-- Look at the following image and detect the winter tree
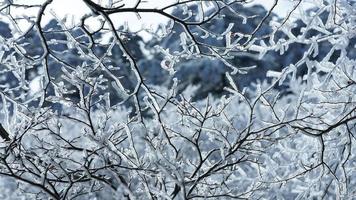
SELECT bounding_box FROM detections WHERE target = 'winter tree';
[0,0,355,199]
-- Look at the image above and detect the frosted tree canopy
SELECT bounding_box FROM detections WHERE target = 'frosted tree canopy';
[0,0,355,199]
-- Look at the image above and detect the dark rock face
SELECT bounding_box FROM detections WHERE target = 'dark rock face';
[0,21,11,38]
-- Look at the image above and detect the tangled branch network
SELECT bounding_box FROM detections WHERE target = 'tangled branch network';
[0,0,355,199]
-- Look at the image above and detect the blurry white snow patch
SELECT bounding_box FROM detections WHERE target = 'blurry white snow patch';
[29,76,42,96]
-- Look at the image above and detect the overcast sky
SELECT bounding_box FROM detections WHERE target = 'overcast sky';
[43,0,314,26]
[1,0,315,40]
